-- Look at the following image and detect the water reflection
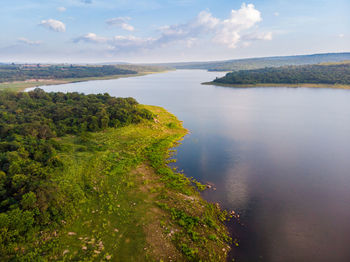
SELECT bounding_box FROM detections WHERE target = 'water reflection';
[34,70,350,262]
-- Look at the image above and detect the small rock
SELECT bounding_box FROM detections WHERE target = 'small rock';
[94,250,101,254]
[68,232,76,236]
[63,250,69,255]
[82,246,87,250]
[114,228,119,232]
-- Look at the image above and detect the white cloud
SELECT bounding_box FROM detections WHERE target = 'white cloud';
[18,37,41,45]
[195,10,219,29]
[40,19,66,32]
[225,3,262,30]
[106,17,135,31]
[74,33,155,52]
[155,3,270,49]
[74,33,108,43]
[74,3,271,52]
[212,3,263,48]
[274,12,280,16]
[338,34,345,38]
[57,7,66,12]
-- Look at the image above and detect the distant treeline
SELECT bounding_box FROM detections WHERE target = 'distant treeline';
[0,89,153,255]
[0,65,137,83]
[213,63,350,85]
[155,52,350,71]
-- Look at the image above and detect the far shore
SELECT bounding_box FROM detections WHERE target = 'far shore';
[202,81,350,90]
[0,71,168,92]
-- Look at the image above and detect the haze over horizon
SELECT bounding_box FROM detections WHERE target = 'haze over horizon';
[1,0,349,63]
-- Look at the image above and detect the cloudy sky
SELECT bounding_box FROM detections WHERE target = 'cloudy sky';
[1,0,349,63]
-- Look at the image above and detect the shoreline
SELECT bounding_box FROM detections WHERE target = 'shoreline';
[202,81,350,90]
[52,105,232,261]
[0,71,168,92]
[5,88,231,260]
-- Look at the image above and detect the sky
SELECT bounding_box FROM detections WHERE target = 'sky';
[0,0,349,63]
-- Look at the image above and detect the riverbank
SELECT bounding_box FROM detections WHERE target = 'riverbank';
[0,71,166,92]
[202,81,350,89]
[10,104,230,261]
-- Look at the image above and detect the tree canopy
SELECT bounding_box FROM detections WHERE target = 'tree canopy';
[213,62,350,85]
[0,65,137,83]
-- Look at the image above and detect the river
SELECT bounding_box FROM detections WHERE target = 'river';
[29,70,350,262]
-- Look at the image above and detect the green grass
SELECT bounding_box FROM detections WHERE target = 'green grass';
[13,105,230,261]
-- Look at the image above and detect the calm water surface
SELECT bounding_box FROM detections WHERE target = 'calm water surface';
[33,70,350,262]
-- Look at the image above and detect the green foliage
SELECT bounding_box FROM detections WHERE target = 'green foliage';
[167,122,177,129]
[192,179,206,191]
[181,244,199,260]
[208,234,217,241]
[0,89,154,138]
[20,191,37,209]
[170,208,200,232]
[0,96,230,261]
[214,63,350,85]
[0,89,154,258]
[0,64,136,83]
[146,138,192,195]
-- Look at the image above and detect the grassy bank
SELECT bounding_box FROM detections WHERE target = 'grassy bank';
[6,105,230,261]
[0,71,163,92]
[203,81,350,90]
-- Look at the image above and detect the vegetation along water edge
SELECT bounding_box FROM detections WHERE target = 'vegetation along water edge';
[204,61,350,89]
[0,89,231,261]
[0,64,170,92]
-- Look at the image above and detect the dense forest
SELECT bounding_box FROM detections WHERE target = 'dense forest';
[0,65,137,83]
[213,62,350,85]
[0,89,153,257]
[154,52,350,71]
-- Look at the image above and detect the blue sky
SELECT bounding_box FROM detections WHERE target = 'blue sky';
[0,0,349,63]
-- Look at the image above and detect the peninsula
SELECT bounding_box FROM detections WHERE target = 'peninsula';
[0,89,231,261]
[205,61,350,89]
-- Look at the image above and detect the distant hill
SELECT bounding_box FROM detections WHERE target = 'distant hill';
[152,52,350,71]
[211,61,350,87]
